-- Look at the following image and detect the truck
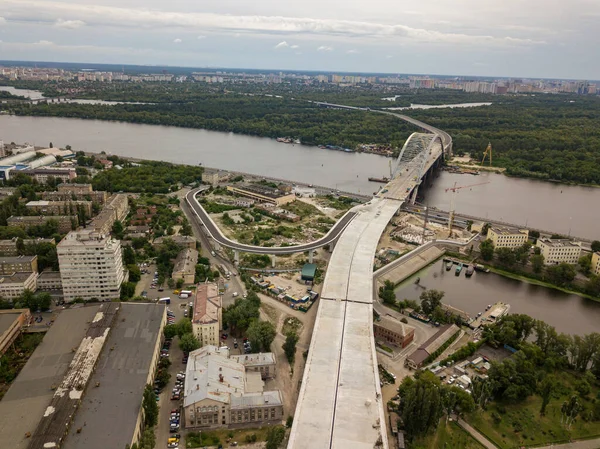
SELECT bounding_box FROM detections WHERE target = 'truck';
[158,297,171,304]
[179,290,192,299]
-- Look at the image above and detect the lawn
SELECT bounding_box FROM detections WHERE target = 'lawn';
[466,372,600,448]
[410,421,485,449]
[281,200,323,218]
[186,426,270,447]
[0,332,45,399]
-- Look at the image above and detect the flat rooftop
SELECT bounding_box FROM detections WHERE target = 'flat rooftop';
[490,225,527,235]
[62,303,165,449]
[0,305,100,449]
[0,312,22,336]
[538,238,581,248]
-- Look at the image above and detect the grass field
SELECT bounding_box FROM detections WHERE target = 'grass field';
[186,426,270,447]
[466,372,600,448]
[410,421,485,449]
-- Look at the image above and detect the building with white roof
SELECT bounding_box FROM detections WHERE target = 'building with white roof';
[183,345,282,429]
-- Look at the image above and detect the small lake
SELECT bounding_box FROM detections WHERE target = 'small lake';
[395,259,600,336]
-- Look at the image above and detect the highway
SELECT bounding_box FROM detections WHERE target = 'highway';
[184,187,357,255]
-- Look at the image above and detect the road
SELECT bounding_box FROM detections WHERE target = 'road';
[184,187,357,255]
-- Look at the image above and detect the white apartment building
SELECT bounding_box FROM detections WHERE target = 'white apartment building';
[57,230,127,302]
[486,226,529,249]
[0,272,38,299]
[592,252,600,276]
[536,238,582,265]
[192,283,222,346]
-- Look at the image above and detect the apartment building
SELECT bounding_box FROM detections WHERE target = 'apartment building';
[57,230,127,302]
[26,200,93,217]
[42,184,108,204]
[172,248,199,284]
[153,235,196,249]
[192,283,222,347]
[486,226,529,249]
[37,271,63,291]
[183,346,283,429]
[0,272,38,298]
[536,238,582,265]
[592,252,600,276]
[374,316,415,348]
[89,193,129,234]
[0,255,38,275]
[7,215,76,234]
[21,168,77,183]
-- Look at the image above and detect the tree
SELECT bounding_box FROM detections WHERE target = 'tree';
[471,377,493,410]
[531,254,545,273]
[176,278,184,289]
[247,320,276,352]
[378,280,396,306]
[495,247,517,267]
[479,239,494,261]
[123,245,136,265]
[420,289,444,316]
[164,324,178,340]
[592,240,600,252]
[539,375,557,416]
[283,331,299,365]
[223,294,261,335]
[585,275,600,297]
[142,384,158,427]
[127,264,141,282]
[176,318,193,337]
[529,230,540,240]
[545,263,576,287]
[265,425,286,449]
[111,220,124,239]
[398,371,443,438]
[179,333,201,353]
[120,282,136,300]
[578,254,592,275]
[181,221,193,236]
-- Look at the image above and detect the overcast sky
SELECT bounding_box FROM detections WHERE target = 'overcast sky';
[0,0,598,79]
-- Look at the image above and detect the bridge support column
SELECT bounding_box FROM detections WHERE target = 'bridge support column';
[308,250,314,264]
[410,185,420,204]
[234,250,240,266]
[271,255,276,268]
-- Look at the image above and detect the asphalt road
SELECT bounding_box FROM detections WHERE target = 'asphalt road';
[184,187,357,255]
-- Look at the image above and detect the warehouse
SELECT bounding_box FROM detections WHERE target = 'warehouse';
[226,184,296,206]
[405,324,460,369]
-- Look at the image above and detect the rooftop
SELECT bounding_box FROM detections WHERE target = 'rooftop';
[0,255,37,264]
[230,390,282,409]
[193,283,221,325]
[230,184,291,200]
[0,309,28,337]
[537,238,581,248]
[375,316,415,337]
[57,230,114,248]
[173,248,199,274]
[8,215,75,222]
[421,324,459,354]
[38,270,62,280]
[489,225,528,235]
[62,303,166,449]
[0,272,36,284]
[231,352,276,367]
[0,305,101,449]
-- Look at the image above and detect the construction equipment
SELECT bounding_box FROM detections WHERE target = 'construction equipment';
[445,181,490,234]
[481,142,492,166]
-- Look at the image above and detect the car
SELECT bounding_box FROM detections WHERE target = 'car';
[158,287,164,292]
[221,333,228,340]
[477,312,483,317]
[173,290,181,294]
[189,302,193,307]
[168,443,179,448]
[242,293,247,299]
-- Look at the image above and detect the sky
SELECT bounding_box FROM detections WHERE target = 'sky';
[0,0,598,79]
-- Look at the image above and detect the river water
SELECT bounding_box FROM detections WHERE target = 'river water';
[385,102,492,110]
[395,260,600,335]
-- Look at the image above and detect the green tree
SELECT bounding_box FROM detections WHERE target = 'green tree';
[378,280,397,306]
[142,384,158,427]
[495,247,517,267]
[585,275,600,297]
[111,220,125,239]
[176,318,193,337]
[539,375,557,416]
[479,239,494,261]
[399,371,443,438]
[123,245,136,265]
[591,241,600,252]
[531,254,545,273]
[265,425,286,449]
[176,278,184,289]
[247,320,277,352]
[127,264,141,282]
[179,332,201,353]
[578,254,592,275]
[283,331,299,365]
[545,262,576,287]
[120,282,136,300]
[181,221,193,236]
[420,289,444,316]
[163,324,178,339]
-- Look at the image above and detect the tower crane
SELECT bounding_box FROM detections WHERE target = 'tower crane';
[445,181,490,234]
[481,142,492,166]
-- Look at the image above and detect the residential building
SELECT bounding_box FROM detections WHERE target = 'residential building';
[153,235,197,249]
[202,170,231,186]
[26,200,93,216]
[42,185,108,204]
[172,248,199,284]
[57,230,127,302]
[0,239,19,256]
[374,316,415,348]
[183,346,283,429]
[0,272,38,298]
[0,255,38,275]
[0,309,31,355]
[20,167,77,183]
[7,215,76,234]
[192,283,222,347]
[405,324,460,369]
[592,252,600,276]
[36,271,63,291]
[226,185,296,206]
[536,238,582,265]
[230,353,276,379]
[486,226,529,249]
[89,193,129,234]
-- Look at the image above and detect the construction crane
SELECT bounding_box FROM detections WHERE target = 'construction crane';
[481,142,492,166]
[445,181,490,234]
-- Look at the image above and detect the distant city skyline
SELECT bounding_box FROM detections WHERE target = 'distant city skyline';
[0,0,598,79]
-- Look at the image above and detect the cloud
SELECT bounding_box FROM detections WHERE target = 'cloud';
[173,38,182,43]
[54,19,85,29]
[0,16,6,24]
[197,35,206,40]
[274,41,289,49]
[35,40,54,45]
[385,55,393,59]
[0,1,546,47]
[290,44,299,49]
[346,49,358,54]
[317,45,333,52]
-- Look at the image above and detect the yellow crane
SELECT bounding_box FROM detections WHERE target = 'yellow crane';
[481,142,492,166]
[445,181,491,234]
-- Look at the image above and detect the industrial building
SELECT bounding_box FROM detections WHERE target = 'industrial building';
[26,200,93,216]
[172,248,199,284]
[593,252,600,276]
[405,324,460,369]
[301,263,317,282]
[0,303,166,449]
[7,215,76,234]
[0,255,38,275]
[183,346,283,429]
[0,153,57,181]
[57,230,127,302]
[486,226,529,249]
[202,169,230,186]
[192,282,222,346]
[226,184,296,206]
[374,316,415,348]
[0,309,31,355]
[0,272,38,298]
[536,238,582,265]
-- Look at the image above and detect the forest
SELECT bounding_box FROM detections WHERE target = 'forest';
[4,80,600,184]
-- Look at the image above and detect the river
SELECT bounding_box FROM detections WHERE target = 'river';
[395,259,600,335]
[0,86,149,105]
[385,102,492,110]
